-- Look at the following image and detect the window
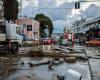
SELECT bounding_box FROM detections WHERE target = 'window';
[27,25,32,31]
[23,24,27,28]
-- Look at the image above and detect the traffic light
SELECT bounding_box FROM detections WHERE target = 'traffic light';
[75,2,80,9]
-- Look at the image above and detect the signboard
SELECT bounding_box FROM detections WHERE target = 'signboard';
[0,34,6,41]
[27,25,32,31]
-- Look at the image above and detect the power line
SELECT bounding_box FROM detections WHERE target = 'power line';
[79,0,100,2]
[32,7,73,9]
[18,0,100,10]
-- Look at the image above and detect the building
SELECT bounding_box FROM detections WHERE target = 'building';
[70,18,86,34]
[16,18,40,41]
[70,17,100,44]
[70,17,100,34]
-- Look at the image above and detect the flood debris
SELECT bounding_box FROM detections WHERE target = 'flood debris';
[49,58,63,66]
[66,69,82,80]
[57,74,65,80]
[12,75,45,80]
[48,62,54,71]
[57,69,82,80]
[65,57,76,63]
[20,62,24,65]
[0,57,9,60]
[28,61,50,67]
[28,50,44,57]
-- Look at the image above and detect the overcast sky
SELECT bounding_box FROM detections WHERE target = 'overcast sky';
[20,0,100,33]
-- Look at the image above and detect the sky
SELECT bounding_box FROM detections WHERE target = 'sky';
[20,0,100,33]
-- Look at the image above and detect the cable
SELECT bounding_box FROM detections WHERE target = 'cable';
[79,0,100,2]
[32,7,73,10]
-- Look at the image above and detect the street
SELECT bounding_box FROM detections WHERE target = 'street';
[1,0,100,80]
[0,45,99,80]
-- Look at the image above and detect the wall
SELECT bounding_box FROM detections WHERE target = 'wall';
[16,18,40,41]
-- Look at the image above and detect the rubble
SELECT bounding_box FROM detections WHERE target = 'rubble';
[28,50,44,57]
[65,57,76,63]
[0,46,97,80]
[27,61,50,67]
[65,69,82,80]
[56,69,82,80]
[12,75,45,80]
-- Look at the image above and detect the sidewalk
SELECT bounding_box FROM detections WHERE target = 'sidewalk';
[85,47,100,80]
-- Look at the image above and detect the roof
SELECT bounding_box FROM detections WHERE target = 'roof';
[16,18,39,25]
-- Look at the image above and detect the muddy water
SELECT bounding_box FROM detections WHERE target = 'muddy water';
[3,57,91,80]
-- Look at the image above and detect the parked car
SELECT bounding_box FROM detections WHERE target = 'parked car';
[40,38,57,45]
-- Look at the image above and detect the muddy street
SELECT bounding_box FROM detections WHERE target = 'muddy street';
[0,46,100,80]
[0,46,92,80]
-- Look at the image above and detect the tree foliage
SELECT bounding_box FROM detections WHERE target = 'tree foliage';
[3,0,19,22]
[34,14,53,38]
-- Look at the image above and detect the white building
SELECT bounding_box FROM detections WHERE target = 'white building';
[70,18,86,34]
[70,17,100,34]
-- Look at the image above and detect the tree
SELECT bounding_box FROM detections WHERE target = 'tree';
[34,14,53,38]
[3,0,19,22]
